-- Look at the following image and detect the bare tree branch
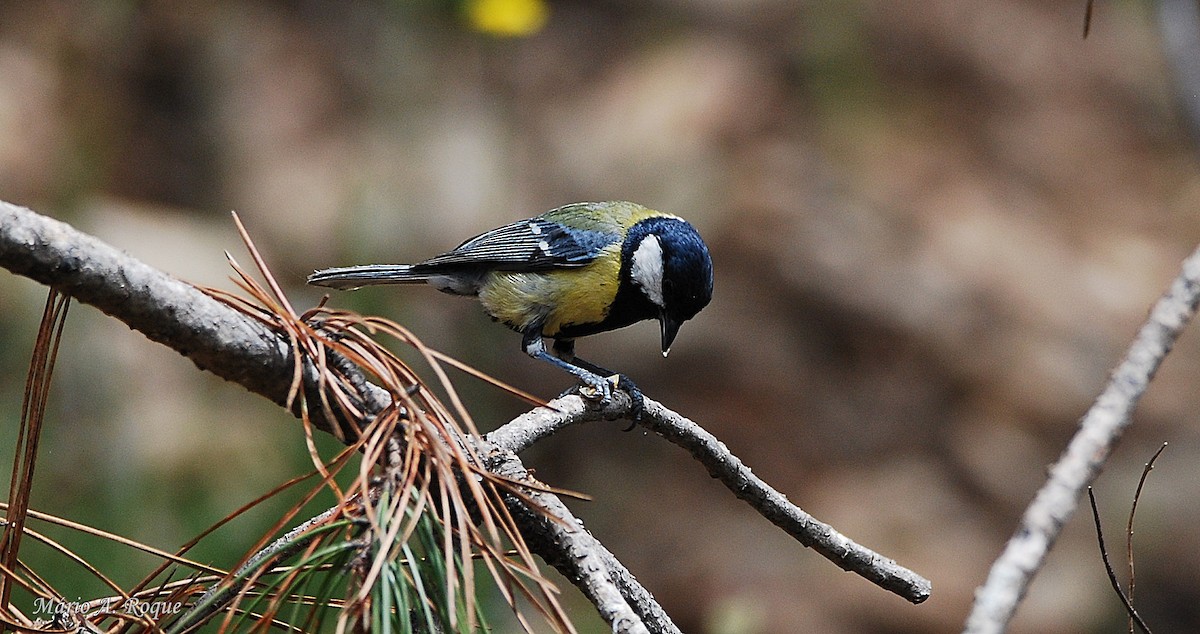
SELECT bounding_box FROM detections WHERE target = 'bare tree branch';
[0,200,374,439]
[483,448,662,634]
[488,395,933,604]
[963,244,1200,634]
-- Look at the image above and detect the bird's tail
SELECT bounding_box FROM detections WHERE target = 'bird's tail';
[307,264,431,290]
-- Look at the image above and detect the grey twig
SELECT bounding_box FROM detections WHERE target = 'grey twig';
[487,394,933,605]
[963,245,1200,634]
[482,446,663,634]
[1086,488,1153,634]
[1124,442,1168,633]
[168,506,341,633]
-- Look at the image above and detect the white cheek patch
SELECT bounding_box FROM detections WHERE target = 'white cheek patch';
[630,234,665,308]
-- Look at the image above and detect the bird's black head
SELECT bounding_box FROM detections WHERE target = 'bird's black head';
[624,216,714,355]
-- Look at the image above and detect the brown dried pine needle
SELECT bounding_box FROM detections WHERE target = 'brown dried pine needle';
[194,212,577,633]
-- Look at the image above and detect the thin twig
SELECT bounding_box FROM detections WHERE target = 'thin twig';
[483,448,656,634]
[963,245,1200,634]
[486,394,932,605]
[643,398,930,603]
[1087,488,1153,634]
[168,506,341,633]
[1126,442,1167,634]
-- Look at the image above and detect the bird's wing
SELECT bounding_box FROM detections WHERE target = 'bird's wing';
[412,217,617,272]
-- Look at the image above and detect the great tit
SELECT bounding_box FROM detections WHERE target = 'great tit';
[307,201,714,416]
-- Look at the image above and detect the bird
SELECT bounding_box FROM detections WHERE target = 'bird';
[307,201,714,418]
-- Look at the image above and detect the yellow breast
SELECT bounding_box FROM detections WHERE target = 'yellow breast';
[478,244,623,336]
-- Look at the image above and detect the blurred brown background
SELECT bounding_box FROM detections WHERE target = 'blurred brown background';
[3,0,1200,632]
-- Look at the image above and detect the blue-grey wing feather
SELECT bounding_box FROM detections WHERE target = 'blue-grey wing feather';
[412,218,615,272]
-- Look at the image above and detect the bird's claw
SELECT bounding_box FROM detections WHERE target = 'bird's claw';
[573,373,645,430]
[614,374,645,430]
[576,373,613,404]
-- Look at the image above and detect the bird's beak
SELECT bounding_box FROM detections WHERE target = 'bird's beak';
[660,314,681,357]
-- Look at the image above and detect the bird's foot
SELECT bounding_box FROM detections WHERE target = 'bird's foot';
[613,374,645,430]
[574,372,614,405]
[570,373,644,430]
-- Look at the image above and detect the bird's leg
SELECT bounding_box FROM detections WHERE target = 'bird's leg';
[522,330,612,403]
[551,339,645,427]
